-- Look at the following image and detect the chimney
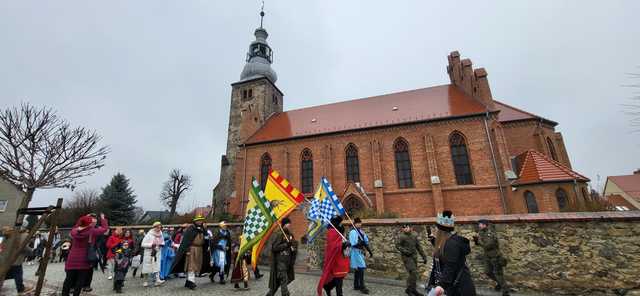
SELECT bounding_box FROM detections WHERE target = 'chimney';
[447,51,495,110]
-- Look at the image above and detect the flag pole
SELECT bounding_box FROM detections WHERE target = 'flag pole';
[325,218,348,242]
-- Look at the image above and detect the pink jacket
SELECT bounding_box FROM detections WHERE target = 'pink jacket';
[64,218,108,270]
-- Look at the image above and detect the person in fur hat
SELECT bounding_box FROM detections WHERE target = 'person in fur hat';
[427,210,476,296]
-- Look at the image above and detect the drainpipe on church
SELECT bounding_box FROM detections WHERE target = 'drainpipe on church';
[483,112,507,213]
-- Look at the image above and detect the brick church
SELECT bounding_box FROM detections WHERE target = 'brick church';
[213,16,591,235]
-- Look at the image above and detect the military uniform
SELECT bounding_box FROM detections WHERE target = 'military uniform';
[476,226,508,294]
[396,230,427,296]
[266,228,297,296]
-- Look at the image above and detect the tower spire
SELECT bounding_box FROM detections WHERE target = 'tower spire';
[260,0,265,28]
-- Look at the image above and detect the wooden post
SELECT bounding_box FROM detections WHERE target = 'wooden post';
[34,198,63,296]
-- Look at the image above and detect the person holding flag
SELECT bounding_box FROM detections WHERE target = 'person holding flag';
[266,217,298,296]
[350,217,373,294]
[318,215,350,296]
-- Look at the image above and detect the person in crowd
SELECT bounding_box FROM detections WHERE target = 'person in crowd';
[171,224,187,278]
[396,223,427,296]
[132,229,145,278]
[83,214,108,293]
[122,229,134,248]
[113,241,133,294]
[61,213,108,296]
[25,234,41,265]
[141,221,165,287]
[210,221,232,284]
[474,219,509,296]
[106,227,124,280]
[60,238,71,263]
[1,226,35,295]
[266,217,297,296]
[171,215,212,289]
[349,217,373,294]
[318,216,350,296]
[50,228,62,263]
[230,234,250,291]
[427,210,476,296]
[159,230,175,280]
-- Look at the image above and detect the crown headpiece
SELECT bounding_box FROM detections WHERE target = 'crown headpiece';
[436,211,455,228]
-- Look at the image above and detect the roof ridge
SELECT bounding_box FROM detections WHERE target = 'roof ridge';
[494,100,557,125]
[282,84,454,114]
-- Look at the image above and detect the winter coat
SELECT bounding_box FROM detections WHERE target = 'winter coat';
[106,234,123,259]
[349,227,369,269]
[428,234,476,296]
[268,228,297,291]
[64,218,109,271]
[141,229,164,274]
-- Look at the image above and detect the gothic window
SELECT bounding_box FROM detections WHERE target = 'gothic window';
[547,137,558,161]
[248,89,253,98]
[524,191,539,213]
[260,153,272,190]
[345,144,360,183]
[301,148,313,193]
[556,188,568,211]
[394,138,413,188]
[449,132,474,185]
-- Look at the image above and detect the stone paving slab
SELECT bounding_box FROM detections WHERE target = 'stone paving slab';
[2,262,550,296]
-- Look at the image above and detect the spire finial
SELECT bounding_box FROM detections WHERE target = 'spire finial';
[260,0,265,28]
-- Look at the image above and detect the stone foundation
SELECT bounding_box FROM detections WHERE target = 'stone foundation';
[305,212,640,295]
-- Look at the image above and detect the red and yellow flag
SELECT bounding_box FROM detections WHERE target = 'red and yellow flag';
[250,169,304,269]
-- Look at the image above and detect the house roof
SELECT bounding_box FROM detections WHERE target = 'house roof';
[608,174,640,201]
[245,84,555,145]
[138,211,170,223]
[513,150,590,185]
[493,101,558,126]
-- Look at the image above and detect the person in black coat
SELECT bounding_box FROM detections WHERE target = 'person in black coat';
[171,217,213,289]
[427,210,476,296]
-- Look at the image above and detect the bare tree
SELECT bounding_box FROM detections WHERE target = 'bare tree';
[160,169,192,219]
[624,71,640,133]
[54,188,101,227]
[0,103,109,213]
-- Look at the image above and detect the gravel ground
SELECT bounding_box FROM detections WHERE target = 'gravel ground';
[2,262,549,296]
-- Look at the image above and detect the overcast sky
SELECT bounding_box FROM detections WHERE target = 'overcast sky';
[1,1,639,212]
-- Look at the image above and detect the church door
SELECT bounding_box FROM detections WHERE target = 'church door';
[343,194,364,216]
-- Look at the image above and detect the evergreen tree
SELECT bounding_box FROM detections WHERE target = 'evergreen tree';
[100,173,137,225]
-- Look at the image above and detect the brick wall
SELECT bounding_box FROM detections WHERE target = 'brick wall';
[230,115,513,238]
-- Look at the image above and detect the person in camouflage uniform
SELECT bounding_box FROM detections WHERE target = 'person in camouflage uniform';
[266,217,297,296]
[473,219,509,296]
[396,224,428,296]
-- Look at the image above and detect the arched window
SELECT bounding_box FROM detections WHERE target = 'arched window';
[556,188,568,211]
[345,144,360,183]
[449,132,474,185]
[546,137,558,161]
[260,153,272,190]
[300,149,314,193]
[524,191,539,213]
[394,138,413,188]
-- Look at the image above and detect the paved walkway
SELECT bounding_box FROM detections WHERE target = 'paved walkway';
[2,262,547,296]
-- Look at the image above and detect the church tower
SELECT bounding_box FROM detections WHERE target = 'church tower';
[213,7,283,213]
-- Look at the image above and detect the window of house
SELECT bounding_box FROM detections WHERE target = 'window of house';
[524,191,539,213]
[260,153,272,190]
[345,144,360,183]
[546,137,558,161]
[394,138,413,188]
[450,132,474,185]
[301,149,314,193]
[556,188,568,211]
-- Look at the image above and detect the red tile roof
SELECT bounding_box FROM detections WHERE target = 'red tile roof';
[245,84,554,145]
[494,101,557,125]
[608,174,640,201]
[514,150,590,185]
